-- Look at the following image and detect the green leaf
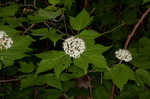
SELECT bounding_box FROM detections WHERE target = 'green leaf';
[32,28,62,45]
[64,0,74,9]
[74,44,109,73]
[77,30,101,47]
[60,66,85,81]
[0,26,32,66]
[0,4,18,17]
[31,28,49,36]
[27,9,61,24]
[20,75,37,89]
[21,74,62,89]
[111,64,135,90]
[118,84,143,99]
[143,0,150,4]
[41,28,63,46]
[39,89,62,99]
[38,9,61,19]
[18,62,35,73]
[37,74,62,89]
[139,90,150,99]
[36,51,71,78]
[1,17,26,28]
[48,0,61,5]
[93,86,109,99]
[74,30,109,73]
[130,37,150,69]
[27,15,46,24]
[122,8,137,24]
[0,64,2,70]
[70,9,93,31]
[135,69,150,86]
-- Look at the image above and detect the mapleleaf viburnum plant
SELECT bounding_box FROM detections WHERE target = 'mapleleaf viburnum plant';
[0,0,150,99]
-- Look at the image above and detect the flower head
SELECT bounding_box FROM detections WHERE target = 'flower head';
[0,31,13,50]
[0,31,7,38]
[115,49,132,62]
[63,36,86,58]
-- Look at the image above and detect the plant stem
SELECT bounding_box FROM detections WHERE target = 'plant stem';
[84,0,88,8]
[0,79,19,83]
[22,24,35,35]
[110,84,115,99]
[124,8,150,49]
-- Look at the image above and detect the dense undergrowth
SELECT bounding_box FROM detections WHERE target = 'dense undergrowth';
[0,0,150,99]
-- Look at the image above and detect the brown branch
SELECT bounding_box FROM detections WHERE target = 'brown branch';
[22,24,35,35]
[110,84,115,99]
[110,8,150,99]
[84,0,88,8]
[90,8,96,15]
[0,79,19,83]
[124,8,150,49]
[33,0,37,9]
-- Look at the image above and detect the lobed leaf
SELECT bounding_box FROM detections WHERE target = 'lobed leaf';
[36,51,71,78]
[111,64,135,90]
[70,9,93,31]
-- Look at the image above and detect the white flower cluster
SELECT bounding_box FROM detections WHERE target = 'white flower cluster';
[115,49,132,62]
[0,31,13,50]
[63,36,86,58]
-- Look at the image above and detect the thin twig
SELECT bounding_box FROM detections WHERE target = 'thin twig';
[100,72,103,85]
[22,24,35,35]
[34,88,38,99]
[102,23,125,35]
[90,8,96,15]
[63,12,68,33]
[33,0,37,9]
[19,23,27,30]
[124,8,150,49]
[0,79,19,83]
[53,12,65,22]
[24,0,27,5]
[84,0,88,8]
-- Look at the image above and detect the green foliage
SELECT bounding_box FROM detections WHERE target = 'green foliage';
[70,9,93,31]
[38,9,61,20]
[122,8,138,24]
[111,64,135,90]
[36,51,71,78]
[135,69,150,86]
[0,65,1,70]
[131,37,150,69]
[41,28,63,46]
[93,86,110,99]
[143,0,150,4]
[0,0,150,98]
[27,8,61,24]
[48,0,61,6]
[0,26,32,66]
[21,74,62,89]
[32,28,62,45]
[74,44,109,73]
[0,4,18,17]
[18,62,35,73]
[74,30,109,73]
[64,0,74,9]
